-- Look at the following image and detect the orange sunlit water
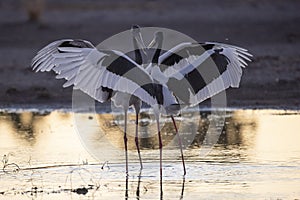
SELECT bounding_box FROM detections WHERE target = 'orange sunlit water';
[254,114,300,163]
[0,111,95,167]
[0,109,299,199]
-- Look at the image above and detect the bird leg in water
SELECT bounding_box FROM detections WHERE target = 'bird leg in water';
[125,174,129,200]
[134,112,143,170]
[180,176,186,200]
[156,115,163,195]
[136,170,142,198]
[124,110,129,175]
[171,116,186,176]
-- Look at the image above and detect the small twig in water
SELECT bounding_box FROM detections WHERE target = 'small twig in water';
[2,154,20,174]
[2,163,20,174]
[101,161,110,170]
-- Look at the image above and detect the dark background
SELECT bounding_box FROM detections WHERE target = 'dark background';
[0,0,299,109]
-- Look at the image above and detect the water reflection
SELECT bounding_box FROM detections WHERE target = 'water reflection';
[0,109,300,199]
[219,110,257,146]
[124,174,185,200]
[1,109,300,165]
[0,111,95,167]
[0,111,256,158]
[0,112,39,145]
[79,109,259,164]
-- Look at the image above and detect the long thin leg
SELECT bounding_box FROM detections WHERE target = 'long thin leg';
[156,115,163,195]
[136,170,142,199]
[135,112,143,170]
[180,176,185,200]
[171,116,186,176]
[125,174,129,200]
[124,110,129,175]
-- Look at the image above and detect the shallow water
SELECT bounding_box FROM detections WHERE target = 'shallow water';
[0,109,300,199]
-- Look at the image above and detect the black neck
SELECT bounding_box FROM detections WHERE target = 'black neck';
[133,38,143,65]
[152,41,162,64]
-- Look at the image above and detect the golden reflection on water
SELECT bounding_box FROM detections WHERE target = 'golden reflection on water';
[252,112,300,163]
[0,109,300,199]
[0,110,300,166]
[0,111,95,167]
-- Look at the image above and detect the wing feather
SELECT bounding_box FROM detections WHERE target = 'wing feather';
[31,39,165,106]
[158,42,252,105]
[32,39,73,72]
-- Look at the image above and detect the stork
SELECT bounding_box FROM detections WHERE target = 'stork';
[31,37,179,177]
[31,26,252,183]
[133,29,252,179]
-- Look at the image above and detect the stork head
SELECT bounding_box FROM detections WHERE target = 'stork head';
[131,24,146,49]
[148,31,163,49]
[131,24,140,35]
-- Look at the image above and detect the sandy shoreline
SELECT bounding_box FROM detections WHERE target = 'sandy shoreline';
[0,0,299,109]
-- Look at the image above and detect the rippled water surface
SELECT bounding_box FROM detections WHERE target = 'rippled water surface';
[0,109,299,199]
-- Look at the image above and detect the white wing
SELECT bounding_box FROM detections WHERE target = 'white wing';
[31,39,164,106]
[31,39,113,102]
[70,48,159,106]
[157,42,252,106]
[189,43,252,106]
[158,42,194,64]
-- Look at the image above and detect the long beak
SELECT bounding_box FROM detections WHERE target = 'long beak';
[148,37,157,49]
[137,32,146,49]
[135,32,147,54]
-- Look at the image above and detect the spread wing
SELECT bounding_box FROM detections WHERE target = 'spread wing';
[158,42,252,105]
[31,39,169,106]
